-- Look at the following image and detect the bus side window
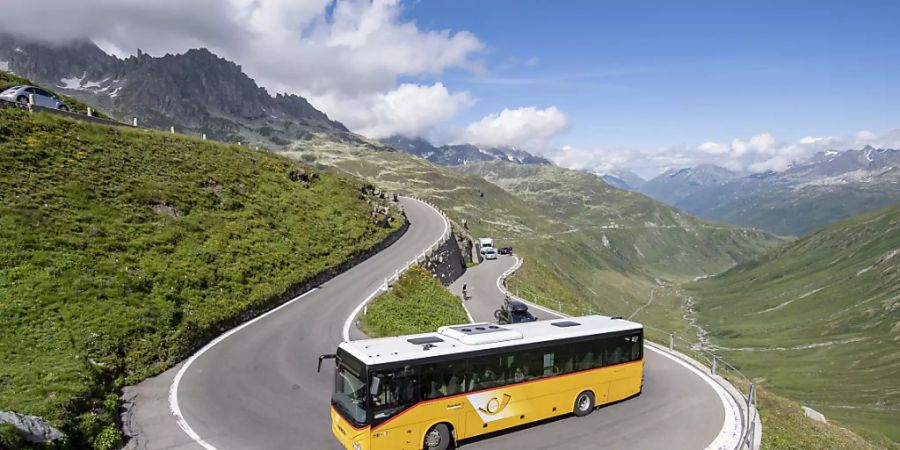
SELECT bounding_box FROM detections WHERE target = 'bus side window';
[421,360,465,399]
[467,355,505,391]
[445,362,466,396]
[421,365,441,400]
[606,337,631,365]
[507,350,542,382]
[551,345,573,375]
[574,339,604,371]
[574,347,593,371]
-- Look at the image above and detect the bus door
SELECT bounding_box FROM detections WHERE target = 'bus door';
[370,366,420,450]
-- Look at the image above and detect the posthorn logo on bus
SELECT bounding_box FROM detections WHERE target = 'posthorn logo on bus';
[478,394,512,415]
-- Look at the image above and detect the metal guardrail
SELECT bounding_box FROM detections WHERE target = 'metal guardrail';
[1,97,216,140]
[503,260,761,450]
[0,97,131,127]
[363,196,454,318]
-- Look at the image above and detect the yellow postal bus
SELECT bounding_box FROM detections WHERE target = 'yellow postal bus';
[319,315,643,450]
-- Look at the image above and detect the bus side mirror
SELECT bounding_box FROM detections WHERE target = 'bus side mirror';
[318,353,339,373]
[370,376,381,396]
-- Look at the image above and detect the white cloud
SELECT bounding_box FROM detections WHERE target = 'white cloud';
[729,133,776,157]
[698,141,728,155]
[550,128,900,178]
[462,106,568,150]
[1,0,484,137]
[547,145,633,173]
[799,136,835,145]
[855,130,877,141]
[319,82,473,139]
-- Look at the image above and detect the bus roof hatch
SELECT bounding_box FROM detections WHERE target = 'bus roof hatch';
[438,323,524,345]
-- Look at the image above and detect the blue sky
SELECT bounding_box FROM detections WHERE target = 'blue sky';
[400,0,900,152]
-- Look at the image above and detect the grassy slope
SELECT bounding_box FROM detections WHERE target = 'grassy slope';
[457,161,781,280]
[359,266,469,337]
[1,70,113,120]
[723,377,897,450]
[0,109,402,446]
[282,135,562,239]
[284,138,780,333]
[688,204,900,442]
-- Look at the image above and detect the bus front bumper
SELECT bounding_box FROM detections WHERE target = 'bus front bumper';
[331,407,370,450]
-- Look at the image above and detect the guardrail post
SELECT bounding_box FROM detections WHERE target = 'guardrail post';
[170,126,175,134]
[29,94,35,105]
[669,333,675,351]
[746,420,755,448]
[557,301,562,312]
[747,383,756,411]
[533,294,538,304]
[202,133,207,140]
[515,287,519,296]
[711,355,718,376]
[363,305,367,316]
[87,107,92,117]
[132,117,138,127]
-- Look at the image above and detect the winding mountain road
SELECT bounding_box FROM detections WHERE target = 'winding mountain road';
[127,197,740,450]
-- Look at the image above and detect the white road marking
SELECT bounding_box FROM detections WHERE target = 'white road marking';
[169,288,318,450]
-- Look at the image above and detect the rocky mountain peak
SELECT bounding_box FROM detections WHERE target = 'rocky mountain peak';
[0,34,348,144]
[379,135,552,167]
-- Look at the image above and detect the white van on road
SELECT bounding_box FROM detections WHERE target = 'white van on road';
[478,237,494,255]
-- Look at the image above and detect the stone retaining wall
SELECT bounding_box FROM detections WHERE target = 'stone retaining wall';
[420,231,467,286]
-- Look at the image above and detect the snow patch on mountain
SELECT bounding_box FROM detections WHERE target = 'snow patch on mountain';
[58,74,86,89]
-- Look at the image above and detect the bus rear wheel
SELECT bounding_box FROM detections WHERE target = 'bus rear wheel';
[423,423,451,450]
[573,390,595,417]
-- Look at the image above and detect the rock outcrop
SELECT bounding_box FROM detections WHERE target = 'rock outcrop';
[0,411,64,443]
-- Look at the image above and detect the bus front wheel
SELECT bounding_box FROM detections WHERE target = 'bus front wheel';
[423,423,451,450]
[573,391,595,417]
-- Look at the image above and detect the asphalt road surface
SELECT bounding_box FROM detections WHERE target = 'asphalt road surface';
[448,255,727,450]
[133,201,730,450]
[166,197,447,449]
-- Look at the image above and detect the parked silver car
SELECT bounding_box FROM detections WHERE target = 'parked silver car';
[0,85,70,111]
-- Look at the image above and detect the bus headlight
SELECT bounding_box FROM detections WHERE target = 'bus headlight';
[352,443,362,450]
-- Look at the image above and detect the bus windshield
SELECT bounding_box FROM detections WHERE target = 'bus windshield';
[332,349,368,427]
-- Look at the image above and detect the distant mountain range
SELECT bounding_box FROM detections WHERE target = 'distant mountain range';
[0,34,349,145]
[379,135,553,167]
[638,164,743,205]
[595,169,646,191]
[625,147,900,236]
